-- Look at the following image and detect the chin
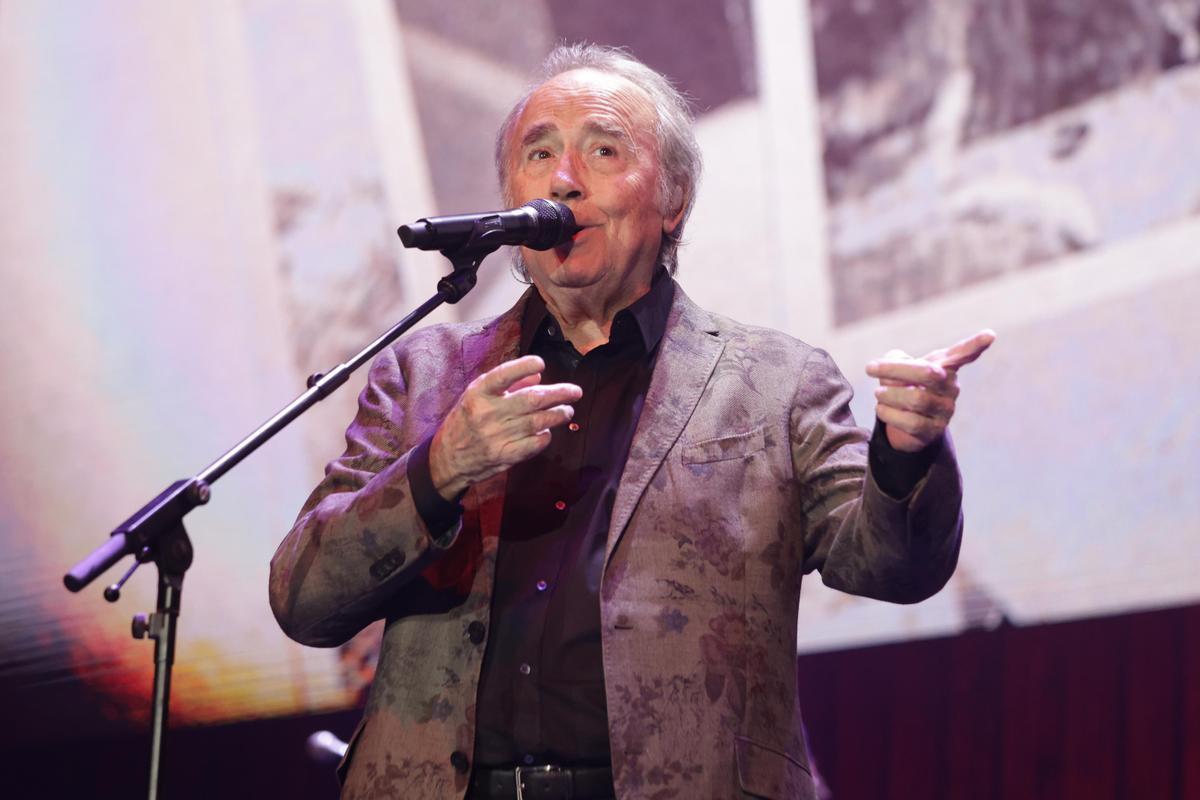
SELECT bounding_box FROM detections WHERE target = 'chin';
[538,256,609,288]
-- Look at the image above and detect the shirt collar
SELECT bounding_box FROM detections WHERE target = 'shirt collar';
[519,267,675,356]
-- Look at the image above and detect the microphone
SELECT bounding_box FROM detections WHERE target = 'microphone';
[397,199,577,252]
[305,730,349,766]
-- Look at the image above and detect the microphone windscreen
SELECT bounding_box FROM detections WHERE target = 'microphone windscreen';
[524,199,578,250]
[305,730,349,765]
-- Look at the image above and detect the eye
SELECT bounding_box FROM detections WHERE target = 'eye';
[595,145,617,157]
[527,148,552,161]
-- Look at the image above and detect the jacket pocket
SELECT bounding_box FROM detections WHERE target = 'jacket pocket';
[681,426,766,464]
[734,735,814,800]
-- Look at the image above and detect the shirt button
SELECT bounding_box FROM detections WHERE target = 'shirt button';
[536,580,548,592]
[519,663,532,676]
[554,500,567,511]
[466,620,486,644]
[568,422,580,432]
[450,750,470,774]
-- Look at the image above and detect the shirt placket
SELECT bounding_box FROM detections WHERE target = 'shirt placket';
[511,338,595,759]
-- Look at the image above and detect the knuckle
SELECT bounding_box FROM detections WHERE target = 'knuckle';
[461,395,484,419]
[916,394,940,414]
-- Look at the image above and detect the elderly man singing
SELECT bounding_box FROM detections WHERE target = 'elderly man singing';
[270,44,993,800]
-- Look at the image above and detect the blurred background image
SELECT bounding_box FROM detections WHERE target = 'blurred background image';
[1,1,1197,797]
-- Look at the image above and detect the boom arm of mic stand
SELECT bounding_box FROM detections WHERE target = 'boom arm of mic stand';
[64,232,501,593]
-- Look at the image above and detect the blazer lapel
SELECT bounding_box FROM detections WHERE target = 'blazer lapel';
[604,285,724,568]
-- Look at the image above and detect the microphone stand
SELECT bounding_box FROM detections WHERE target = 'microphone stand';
[64,228,506,800]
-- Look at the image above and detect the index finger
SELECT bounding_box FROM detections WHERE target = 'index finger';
[929,329,996,371]
[866,359,947,386]
[477,355,546,396]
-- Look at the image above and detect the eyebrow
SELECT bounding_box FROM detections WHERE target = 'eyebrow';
[582,119,633,144]
[518,119,636,149]
[519,122,557,149]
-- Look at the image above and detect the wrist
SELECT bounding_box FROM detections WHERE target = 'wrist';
[429,429,469,501]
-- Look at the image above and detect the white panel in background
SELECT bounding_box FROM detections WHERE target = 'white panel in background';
[0,0,352,728]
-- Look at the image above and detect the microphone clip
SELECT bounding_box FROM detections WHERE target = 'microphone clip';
[435,218,507,304]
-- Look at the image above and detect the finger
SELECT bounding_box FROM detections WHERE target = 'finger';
[875,385,955,420]
[927,329,996,371]
[508,382,583,413]
[869,350,915,385]
[476,356,546,396]
[875,403,945,445]
[505,372,543,393]
[497,429,554,464]
[866,359,947,386]
[522,404,576,435]
[913,367,960,399]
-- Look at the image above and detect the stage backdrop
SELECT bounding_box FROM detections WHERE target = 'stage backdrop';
[1,0,1197,744]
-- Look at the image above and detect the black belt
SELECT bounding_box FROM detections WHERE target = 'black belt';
[469,765,614,800]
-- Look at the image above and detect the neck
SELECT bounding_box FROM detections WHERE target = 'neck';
[535,273,654,354]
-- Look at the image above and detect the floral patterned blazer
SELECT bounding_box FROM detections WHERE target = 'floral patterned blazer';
[269,282,963,799]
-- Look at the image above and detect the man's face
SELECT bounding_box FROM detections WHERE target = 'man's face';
[505,69,683,298]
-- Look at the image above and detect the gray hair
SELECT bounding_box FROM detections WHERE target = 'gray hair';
[495,43,703,276]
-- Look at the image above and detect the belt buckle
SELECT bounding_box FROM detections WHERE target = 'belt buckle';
[514,764,568,800]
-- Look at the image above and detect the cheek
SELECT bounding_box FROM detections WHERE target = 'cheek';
[601,172,657,218]
[508,156,551,194]
[508,173,540,201]
[622,171,652,196]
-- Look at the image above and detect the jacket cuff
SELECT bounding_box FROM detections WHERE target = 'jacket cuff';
[868,418,942,500]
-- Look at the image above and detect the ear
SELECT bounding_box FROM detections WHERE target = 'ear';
[662,183,688,235]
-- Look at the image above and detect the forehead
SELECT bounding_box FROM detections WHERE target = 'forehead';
[513,68,657,142]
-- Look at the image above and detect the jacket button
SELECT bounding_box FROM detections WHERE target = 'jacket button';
[449,750,470,774]
[466,620,486,644]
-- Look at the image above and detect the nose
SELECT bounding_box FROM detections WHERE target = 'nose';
[549,151,584,202]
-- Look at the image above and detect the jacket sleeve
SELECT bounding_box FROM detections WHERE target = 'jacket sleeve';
[790,348,964,604]
[268,342,463,647]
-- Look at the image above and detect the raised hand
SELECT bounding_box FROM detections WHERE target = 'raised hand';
[865,329,995,453]
[429,355,582,499]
